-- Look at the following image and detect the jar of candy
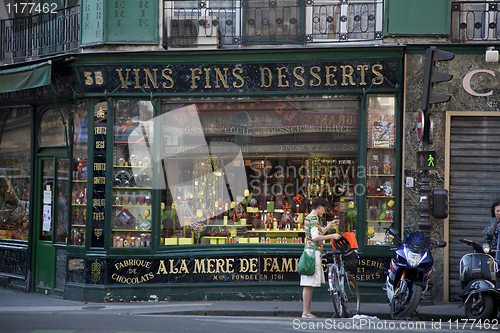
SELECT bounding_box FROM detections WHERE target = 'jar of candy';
[371,155,381,175]
[383,154,392,175]
[383,181,393,196]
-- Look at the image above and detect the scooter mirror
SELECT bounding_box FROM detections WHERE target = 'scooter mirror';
[435,240,447,248]
[387,227,399,237]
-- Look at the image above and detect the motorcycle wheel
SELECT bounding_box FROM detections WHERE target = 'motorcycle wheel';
[390,280,423,320]
[465,293,495,320]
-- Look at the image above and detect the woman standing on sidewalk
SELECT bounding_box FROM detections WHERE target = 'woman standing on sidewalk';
[483,200,500,263]
[300,197,341,318]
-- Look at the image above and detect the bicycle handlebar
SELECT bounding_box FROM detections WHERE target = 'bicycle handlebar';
[325,249,357,257]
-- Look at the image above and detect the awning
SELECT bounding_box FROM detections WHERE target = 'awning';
[0,60,52,93]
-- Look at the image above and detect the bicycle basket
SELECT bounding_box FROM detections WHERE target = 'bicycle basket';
[332,235,351,253]
[343,251,358,273]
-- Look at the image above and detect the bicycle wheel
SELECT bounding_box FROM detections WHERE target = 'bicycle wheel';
[329,266,343,318]
[341,273,360,317]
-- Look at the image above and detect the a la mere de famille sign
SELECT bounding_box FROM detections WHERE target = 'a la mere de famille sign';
[73,255,389,285]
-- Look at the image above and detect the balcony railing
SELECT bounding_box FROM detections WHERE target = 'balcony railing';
[451,1,500,42]
[1,5,80,62]
[163,0,384,48]
[0,1,384,62]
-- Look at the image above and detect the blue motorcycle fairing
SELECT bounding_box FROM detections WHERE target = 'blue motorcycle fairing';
[392,232,434,273]
[459,279,499,298]
[403,232,432,252]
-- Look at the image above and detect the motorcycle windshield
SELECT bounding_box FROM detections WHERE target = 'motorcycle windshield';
[403,232,431,253]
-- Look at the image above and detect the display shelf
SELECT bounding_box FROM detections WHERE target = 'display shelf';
[262,230,304,233]
[112,229,151,232]
[366,196,394,199]
[367,174,395,177]
[113,186,153,191]
[165,237,193,245]
[70,175,87,246]
[113,100,155,248]
[113,141,154,144]
[112,165,153,169]
[204,223,250,227]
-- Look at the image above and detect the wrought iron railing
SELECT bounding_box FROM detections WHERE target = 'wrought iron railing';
[0,5,80,62]
[0,1,385,61]
[451,1,500,42]
[162,0,384,48]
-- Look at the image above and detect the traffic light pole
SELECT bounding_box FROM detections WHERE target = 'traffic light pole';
[418,47,454,239]
[418,112,432,239]
[417,46,454,306]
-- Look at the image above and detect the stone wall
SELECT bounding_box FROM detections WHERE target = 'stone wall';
[403,52,500,301]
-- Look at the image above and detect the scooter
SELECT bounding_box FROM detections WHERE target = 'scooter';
[458,238,500,320]
[384,228,447,320]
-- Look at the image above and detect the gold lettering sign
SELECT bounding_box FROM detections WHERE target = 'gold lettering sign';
[93,212,105,220]
[39,109,68,147]
[355,258,385,282]
[109,62,392,94]
[94,163,106,171]
[107,256,386,285]
[83,71,104,86]
[95,127,107,134]
[93,177,105,185]
[92,198,105,206]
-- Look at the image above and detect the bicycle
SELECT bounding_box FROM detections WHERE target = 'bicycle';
[325,235,360,318]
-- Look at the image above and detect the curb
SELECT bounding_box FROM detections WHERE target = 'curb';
[139,309,464,321]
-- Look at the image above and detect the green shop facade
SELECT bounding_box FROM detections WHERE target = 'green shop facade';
[0,47,404,302]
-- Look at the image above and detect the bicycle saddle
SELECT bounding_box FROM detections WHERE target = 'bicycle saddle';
[333,235,351,253]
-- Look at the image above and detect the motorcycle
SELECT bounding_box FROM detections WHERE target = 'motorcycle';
[458,238,500,320]
[384,228,447,319]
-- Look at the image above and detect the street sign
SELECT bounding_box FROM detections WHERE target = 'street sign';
[417,110,424,141]
[428,115,434,145]
[417,151,437,170]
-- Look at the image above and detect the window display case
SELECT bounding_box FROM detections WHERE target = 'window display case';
[70,102,88,246]
[112,100,154,248]
[0,107,31,241]
[159,99,360,246]
[365,96,396,246]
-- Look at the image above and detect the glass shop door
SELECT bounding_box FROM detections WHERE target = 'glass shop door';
[32,156,70,295]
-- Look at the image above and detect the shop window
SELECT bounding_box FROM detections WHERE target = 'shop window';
[111,100,154,248]
[159,98,359,246]
[70,102,88,246]
[365,95,396,246]
[55,158,70,243]
[0,107,31,241]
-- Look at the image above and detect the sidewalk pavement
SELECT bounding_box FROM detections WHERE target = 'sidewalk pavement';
[0,287,465,322]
